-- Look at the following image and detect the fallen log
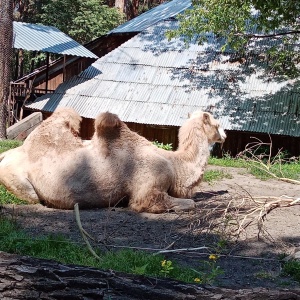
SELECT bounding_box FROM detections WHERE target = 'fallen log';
[0,251,299,300]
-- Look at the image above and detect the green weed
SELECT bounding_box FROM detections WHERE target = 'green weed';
[209,154,300,181]
[153,140,173,151]
[192,254,224,285]
[0,216,199,283]
[160,259,174,277]
[203,170,232,183]
[0,139,22,154]
[282,260,300,283]
[209,154,247,168]
[0,185,26,205]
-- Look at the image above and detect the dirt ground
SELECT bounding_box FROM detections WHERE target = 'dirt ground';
[2,166,300,290]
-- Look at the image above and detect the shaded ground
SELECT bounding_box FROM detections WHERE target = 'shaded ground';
[2,166,300,290]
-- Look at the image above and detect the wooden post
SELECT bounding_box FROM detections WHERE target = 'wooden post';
[45,52,50,93]
[63,54,66,81]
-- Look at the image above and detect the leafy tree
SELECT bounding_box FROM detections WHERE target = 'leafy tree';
[41,0,124,44]
[167,0,300,77]
[11,0,124,79]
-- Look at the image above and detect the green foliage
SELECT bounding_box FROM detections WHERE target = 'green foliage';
[0,216,199,282]
[167,0,300,77]
[41,0,124,44]
[153,140,173,151]
[160,259,174,277]
[0,185,26,205]
[0,216,95,264]
[192,254,224,284]
[247,159,300,181]
[209,154,248,168]
[282,260,300,283]
[208,154,300,181]
[0,139,22,154]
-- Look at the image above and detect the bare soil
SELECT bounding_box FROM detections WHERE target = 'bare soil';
[2,166,300,290]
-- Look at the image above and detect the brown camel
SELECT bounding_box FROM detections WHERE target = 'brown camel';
[0,108,226,213]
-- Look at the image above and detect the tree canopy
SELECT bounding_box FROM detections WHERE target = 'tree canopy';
[14,0,124,44]
[167,0,300,77]
[41,0,124,44]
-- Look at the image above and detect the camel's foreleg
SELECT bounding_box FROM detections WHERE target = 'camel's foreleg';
[168,197,196,212]
[129,189,195,213]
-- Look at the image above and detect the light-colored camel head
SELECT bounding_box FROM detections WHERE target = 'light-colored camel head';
[188,111,226,144]
[52,107,82,136]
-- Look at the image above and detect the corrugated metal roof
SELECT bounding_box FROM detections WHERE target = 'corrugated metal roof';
[27,17,300,137]
[109,0,192,33]
[13,21,98,58]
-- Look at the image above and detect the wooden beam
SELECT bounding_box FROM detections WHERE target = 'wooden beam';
[7,112,42,140]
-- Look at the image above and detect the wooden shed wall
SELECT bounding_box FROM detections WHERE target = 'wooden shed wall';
[40,112,300,157]
[220,131,300,157]
[79,117,300,157]
[80,117,180,148]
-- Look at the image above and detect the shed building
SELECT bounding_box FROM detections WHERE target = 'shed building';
[24,1,300,156]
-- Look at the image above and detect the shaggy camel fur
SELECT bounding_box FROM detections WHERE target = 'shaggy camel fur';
[0,108,226,213]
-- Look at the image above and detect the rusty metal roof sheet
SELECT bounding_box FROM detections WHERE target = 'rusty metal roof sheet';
[13,21,98,58]
[27,18,300,137]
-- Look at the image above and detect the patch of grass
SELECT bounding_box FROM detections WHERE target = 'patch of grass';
[282,260,300,283]
[0,185,26,205]
[254,271,274,280]
[209,154,300,181]
[0,216,199,283]
[209,155,247,168]
[203,170,233,183]
[0,139,22,154]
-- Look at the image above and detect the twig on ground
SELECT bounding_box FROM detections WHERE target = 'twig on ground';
[74,203,101,260]
[237,196,300,236]
[154,246,210,255]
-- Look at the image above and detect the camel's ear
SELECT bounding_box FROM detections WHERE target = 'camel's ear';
[203,112,211,125]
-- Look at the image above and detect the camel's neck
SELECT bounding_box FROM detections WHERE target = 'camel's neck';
[174,129,210,171]
[161,122,210,197]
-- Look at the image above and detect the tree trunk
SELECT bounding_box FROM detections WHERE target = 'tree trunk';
[115,0,125,12]
[0,0,13,138]
[115,0,139,20]
[0,251,300,300]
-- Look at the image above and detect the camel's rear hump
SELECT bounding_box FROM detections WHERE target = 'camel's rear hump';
[94,112,122,137]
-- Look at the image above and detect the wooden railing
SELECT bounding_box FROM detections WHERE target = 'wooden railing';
[10,82,55,98]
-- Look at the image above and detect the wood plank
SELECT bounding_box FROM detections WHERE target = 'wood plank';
[7,112,42,140]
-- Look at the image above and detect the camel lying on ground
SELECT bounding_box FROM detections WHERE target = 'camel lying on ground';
[0,108,226,213]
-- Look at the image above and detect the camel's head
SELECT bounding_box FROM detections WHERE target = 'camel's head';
[189,111,227,144]
[52,107,82,136]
